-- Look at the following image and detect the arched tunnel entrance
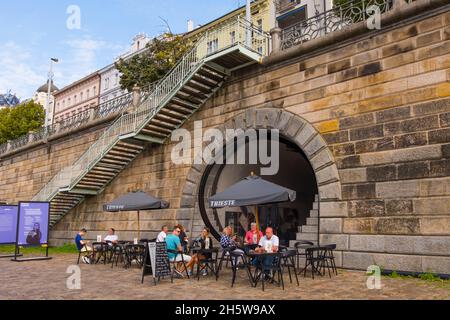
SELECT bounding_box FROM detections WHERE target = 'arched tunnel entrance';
[198,133,319,247]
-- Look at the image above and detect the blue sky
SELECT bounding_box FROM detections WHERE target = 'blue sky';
[0,0,244,99]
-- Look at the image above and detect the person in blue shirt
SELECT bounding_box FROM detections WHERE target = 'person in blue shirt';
[75,228,93,264]
[166,226,195,276]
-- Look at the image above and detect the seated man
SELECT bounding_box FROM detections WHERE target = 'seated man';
[104,228,119,245]
[165,226,195,276]
[254,227,279,278]
[157,225,168,243]
[220,226,244,255]
[75,228,93,264]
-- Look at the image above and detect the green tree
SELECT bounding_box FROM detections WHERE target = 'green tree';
[115,33,192,91]
[0,100,45,144]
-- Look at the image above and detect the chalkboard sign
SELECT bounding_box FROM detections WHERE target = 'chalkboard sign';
[141,242,171,285]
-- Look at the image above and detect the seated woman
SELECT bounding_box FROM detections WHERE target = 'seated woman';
[192,227,214,276]
[220,226,244,255]
[244,222,263,247]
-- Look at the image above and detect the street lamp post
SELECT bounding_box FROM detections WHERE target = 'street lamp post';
[45,58,58,129]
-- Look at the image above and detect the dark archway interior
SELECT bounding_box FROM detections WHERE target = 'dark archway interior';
[198,134,318,246]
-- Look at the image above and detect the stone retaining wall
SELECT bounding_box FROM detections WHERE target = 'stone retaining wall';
[0,2,449,274]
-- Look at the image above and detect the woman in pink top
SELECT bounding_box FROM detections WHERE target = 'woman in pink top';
[245,222,263,245]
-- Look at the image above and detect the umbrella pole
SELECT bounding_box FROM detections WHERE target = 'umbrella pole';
[137,210,141,241]
[255,205,261,243]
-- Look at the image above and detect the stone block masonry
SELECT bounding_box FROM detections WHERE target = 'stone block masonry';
[1,1,450,274]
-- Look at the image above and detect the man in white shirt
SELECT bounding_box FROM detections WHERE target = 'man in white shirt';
[104,228,119,245]
[157,225,169,242]
[257,227,279,253]
[255,227,280,278]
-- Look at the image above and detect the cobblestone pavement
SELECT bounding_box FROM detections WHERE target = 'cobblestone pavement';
[0,254,449,300]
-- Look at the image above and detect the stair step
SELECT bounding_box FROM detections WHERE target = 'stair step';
[185,81,213,94]
[158,108,188,120]
[175,93,203,106]
[191,75,218,88]
[310,209,319,218]
[197,68,224,83]
[154,114,183,125]
[179,87,208,100]
[313,202,319,210]
[301,225,318,233]
[297,233,318,241]
[307,217,319,226]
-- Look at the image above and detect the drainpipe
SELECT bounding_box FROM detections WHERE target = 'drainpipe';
[246,0,252,47]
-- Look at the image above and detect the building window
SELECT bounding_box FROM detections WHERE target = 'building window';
[87,89,90,99]
[257,19,263,32]
[80,92,83,101]
[68,98,71,106]
[115,73,119,86]
[104,78,109,90]
[93,86,97,95]
[207,38,219,55]
[230,31,236,44]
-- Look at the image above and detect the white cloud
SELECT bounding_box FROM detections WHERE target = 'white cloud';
[0,37,127,100]
[58,37,127,87]
[0,42,46,100]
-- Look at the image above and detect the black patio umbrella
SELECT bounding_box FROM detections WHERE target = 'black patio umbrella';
[209,173,296,241]
[104,191,169,240]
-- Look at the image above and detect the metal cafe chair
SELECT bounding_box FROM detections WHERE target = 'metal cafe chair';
[124,244,146,268]
[111,241,128,269]
[168,249,190,281]
[217,246,235,272]
[281,250,300,286]
[195,248,219,281]
[294,241,314,271]
[229,251,255,288]
[303,246,327,279]
[319,244,338,277]
[92,242,109,265]
[252,252,285,291]
[77,243,90,264]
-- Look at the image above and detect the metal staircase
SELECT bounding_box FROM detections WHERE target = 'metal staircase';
[33,17,271,227]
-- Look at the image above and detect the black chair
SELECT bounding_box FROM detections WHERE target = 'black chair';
[124,244,146,269]
[217,246,235,272]
[76,243,91,264]
[92,242,109,264]
[281,250,299,286]
[168,249,190,281]
[294,241,314,271]
[196,248,219,281]
[319,244,338,277]
[229,251,255,288]
[303,246,327,279]
[111,241,129,268]
[253,252,284,291]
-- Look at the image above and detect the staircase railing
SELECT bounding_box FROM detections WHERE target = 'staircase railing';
[33,16,270,202]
